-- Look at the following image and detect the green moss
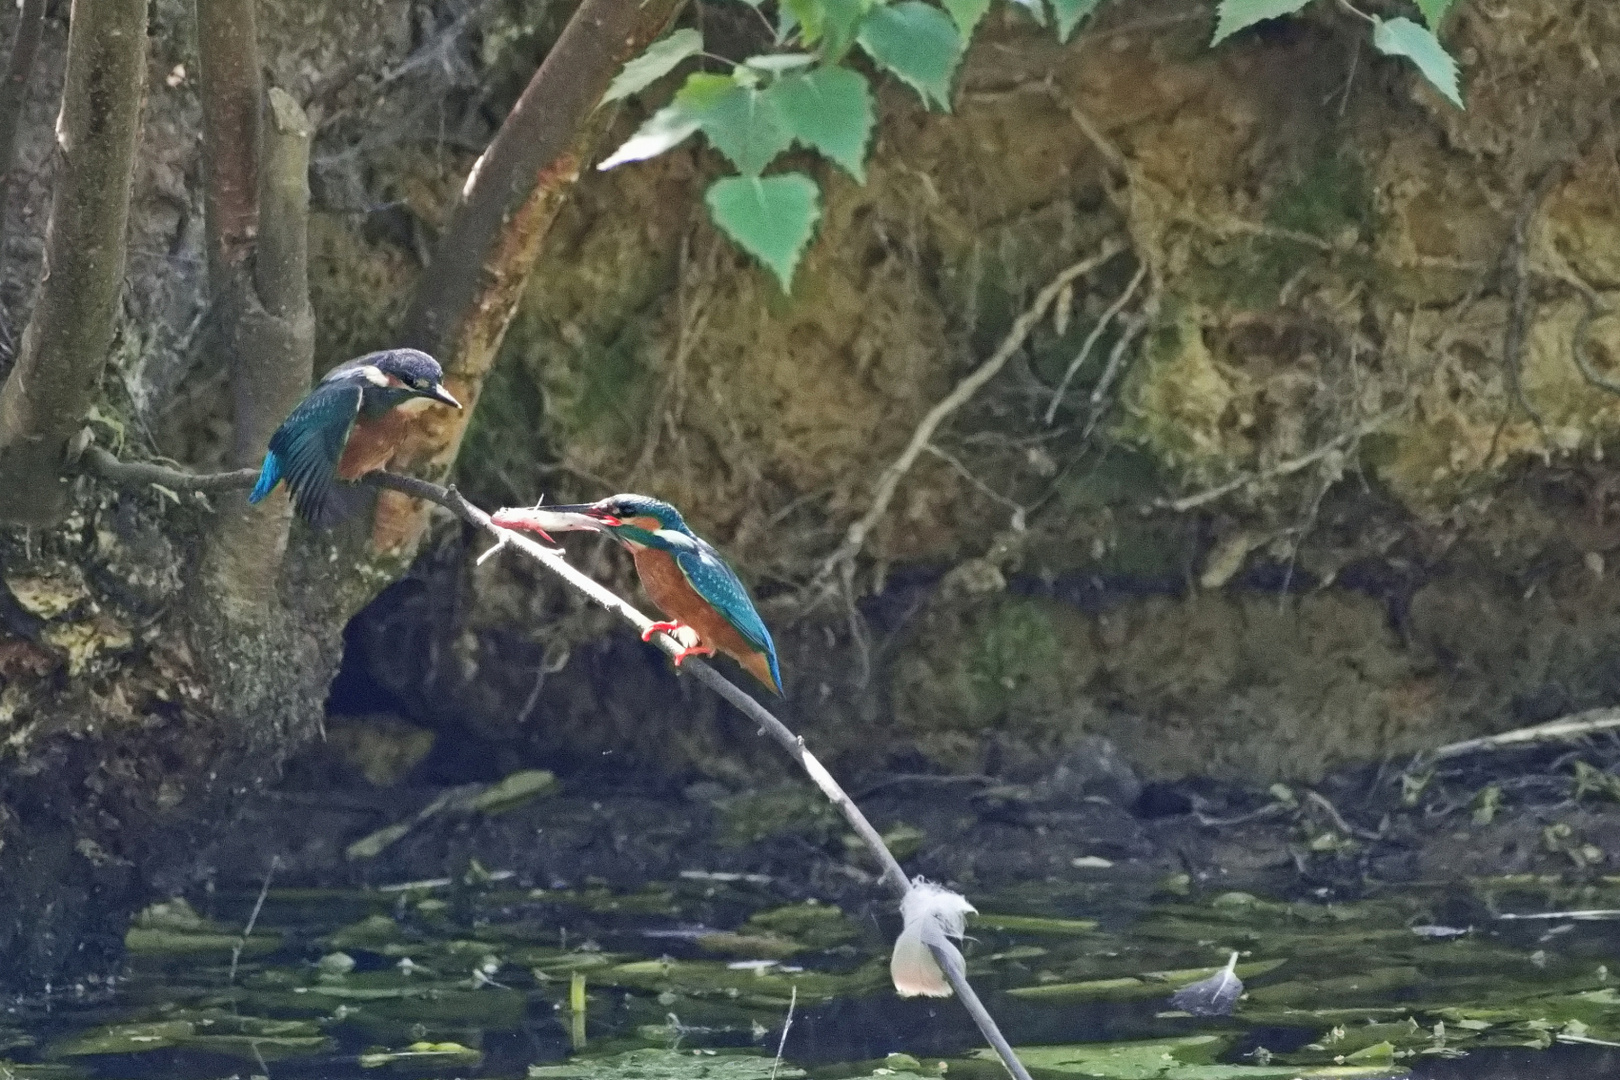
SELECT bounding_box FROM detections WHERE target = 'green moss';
[1269,150,1373,240]
[964,597,1068,719]
[892,596,1101,769]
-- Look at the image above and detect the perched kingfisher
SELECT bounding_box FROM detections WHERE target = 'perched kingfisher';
[492,495,783,695]
[248,348,461,525]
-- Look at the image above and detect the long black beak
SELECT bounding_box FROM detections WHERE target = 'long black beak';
[425,382,462,409]
[541,504,618,529]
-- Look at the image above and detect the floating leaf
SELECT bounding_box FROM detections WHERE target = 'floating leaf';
[857,2,964,109]
[681,73,793,175]
[1415,0,1455,28]
[1372,15,1463,108]
[1210,0,1311,45]
[974,912,1099,934]
[705,174,822,291]
[470,768,557,813]
[604,29,703,103]
[942,0,991,39]
[530,1049,804,1080]
[1168,951,1244,1017]
[1050,0,1103,42]
[769,66,875,181]
[598,102,701,170]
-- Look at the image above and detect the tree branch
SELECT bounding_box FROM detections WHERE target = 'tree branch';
[72,446,1033,1079]
[195,0,261,279]
[0,0,47,283]
[0,0,149,525]
[373,0,685,553]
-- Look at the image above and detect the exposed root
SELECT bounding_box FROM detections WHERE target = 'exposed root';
[1158,405,1403,513]
[810,238,1129,592]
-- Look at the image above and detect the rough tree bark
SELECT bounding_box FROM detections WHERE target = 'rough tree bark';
[193,0,314,614]
[374,0,685,551]
[0,0,690,992]
[0,0,47,282]
[0,0,148,525]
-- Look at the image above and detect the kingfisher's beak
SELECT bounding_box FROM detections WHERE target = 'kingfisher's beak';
[543,504,622,529]
[425,382,462,409]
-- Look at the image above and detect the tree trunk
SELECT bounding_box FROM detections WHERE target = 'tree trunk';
[0,0,148,525]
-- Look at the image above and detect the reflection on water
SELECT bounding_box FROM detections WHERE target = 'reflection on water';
[2,872,1619,1079]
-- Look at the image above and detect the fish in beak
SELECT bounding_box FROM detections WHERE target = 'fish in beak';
[489,505,605,543]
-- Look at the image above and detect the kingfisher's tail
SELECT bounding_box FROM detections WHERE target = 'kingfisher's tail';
[248,451,282,504]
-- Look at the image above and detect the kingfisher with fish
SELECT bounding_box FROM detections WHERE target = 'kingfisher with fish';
[248,348,461,525]
[493,495,783,696]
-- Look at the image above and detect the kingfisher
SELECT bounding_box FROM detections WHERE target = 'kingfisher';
[492,495,783,695]
[248,348,461,525]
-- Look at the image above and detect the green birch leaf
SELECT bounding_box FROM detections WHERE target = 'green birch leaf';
[603,29,703,103]
[1210,0,1312,45]
[857,1,964,109]
[1416,0,1456,28]
[597,102,700,170]
[942,0,992,39]
[769,66,875,182]
[679,73,793,175]
[820,0,873,61]
[1372,15,1463,108]
[782,0,822,44]
[1050,0,1102,42]
[705,173,823,292]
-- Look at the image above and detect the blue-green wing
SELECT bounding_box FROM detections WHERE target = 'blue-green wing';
[660,531,782,689]
[266,379,362,525]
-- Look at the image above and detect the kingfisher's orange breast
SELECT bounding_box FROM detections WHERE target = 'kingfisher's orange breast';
[631,546,779,692]
[336,409,412,480]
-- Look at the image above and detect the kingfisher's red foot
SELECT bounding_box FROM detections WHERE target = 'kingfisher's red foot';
[640,620,689,643]
[670,643,716,667]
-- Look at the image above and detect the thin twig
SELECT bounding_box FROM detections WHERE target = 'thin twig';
[1158,406,1402,513]
[228,855,279,986]
[80,445,261,492]
[770,985,796,1080]
[1045,260,1146,425]
[813,239,1127,587]
[1305,790,1382,842]
[924,444,1024,515]
[1430,707,1620,761]
[1079,311,1150,443]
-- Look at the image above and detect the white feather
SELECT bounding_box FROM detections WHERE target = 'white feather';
[890,879,976,998]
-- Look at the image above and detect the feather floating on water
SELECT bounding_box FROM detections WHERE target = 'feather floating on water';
[1168,950,1243,1017]
[890,879,976,998]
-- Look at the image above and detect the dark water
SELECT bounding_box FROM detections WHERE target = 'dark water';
[3,873,1619,1079]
